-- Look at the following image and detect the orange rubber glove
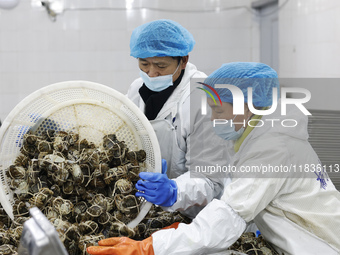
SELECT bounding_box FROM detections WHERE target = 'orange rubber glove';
[86,236,154,255]
[160,222,180,230]
[86,222,180,255]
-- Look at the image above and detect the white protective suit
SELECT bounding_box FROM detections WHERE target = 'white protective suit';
[127,62,229,217]
[151,104,340,255]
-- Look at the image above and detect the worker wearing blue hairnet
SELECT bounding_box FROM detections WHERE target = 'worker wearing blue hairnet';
[88,62,340,255]
[127,19,227,216]
[86,20,228,255]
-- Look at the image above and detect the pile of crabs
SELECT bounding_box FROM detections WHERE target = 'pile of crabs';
[0,130,190,254]
[228,232,278,255]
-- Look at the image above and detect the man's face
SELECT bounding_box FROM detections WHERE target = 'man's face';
[138,56,187,82]
[208,98,251,131]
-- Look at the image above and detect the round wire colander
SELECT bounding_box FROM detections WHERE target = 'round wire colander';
[0,81,161,227]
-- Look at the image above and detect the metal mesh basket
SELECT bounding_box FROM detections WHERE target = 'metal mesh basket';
[0,81,161,225]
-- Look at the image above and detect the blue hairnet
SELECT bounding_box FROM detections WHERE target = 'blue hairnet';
[130,19,195,58]
[204,62,279,107]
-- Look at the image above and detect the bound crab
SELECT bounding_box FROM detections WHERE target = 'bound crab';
[2,129,192,254]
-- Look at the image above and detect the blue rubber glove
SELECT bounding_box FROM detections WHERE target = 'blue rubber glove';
[135,159,177,207]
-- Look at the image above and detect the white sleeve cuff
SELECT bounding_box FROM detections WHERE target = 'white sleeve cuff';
[161,172,224,218]
[153,199,246,255]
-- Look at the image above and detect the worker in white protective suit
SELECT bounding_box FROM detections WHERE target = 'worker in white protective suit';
[87,62,340,255]
[126,19,228,218]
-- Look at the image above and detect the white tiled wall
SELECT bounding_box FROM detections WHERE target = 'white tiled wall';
[279,0,340,111]
[2,0,340,121]
[0,0,257,121]
[279,0,340,78]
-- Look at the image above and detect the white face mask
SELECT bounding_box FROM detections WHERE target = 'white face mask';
[213,115,247,141]
[139,63,180,92]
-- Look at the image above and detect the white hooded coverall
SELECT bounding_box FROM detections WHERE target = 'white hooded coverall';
[127,62,228,218]
[151,104,340,255]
